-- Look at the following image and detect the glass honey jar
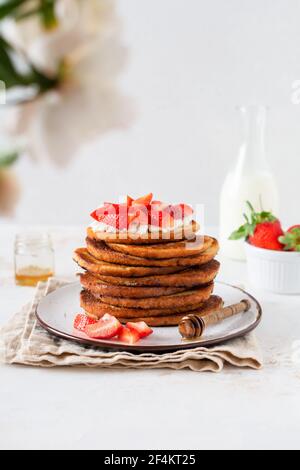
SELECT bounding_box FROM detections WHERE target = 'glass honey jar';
[14,232,55,287]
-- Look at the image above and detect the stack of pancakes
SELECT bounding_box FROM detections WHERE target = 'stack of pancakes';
[73,224,222,327]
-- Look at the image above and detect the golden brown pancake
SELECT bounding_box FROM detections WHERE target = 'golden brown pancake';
[86,221,200,245]
[89,260,220,288]
[73,248,187,278]
[107,236,215,260]
[80,284,214,319]
[80,272,186,298]
[86,237,215,268]
[98,285,214,309]
[116,296,224,327]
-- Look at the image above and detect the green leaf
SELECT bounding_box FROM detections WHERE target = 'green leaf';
[246,201,255,214]
[15,0,58,28]
[0,0,26,20]
[243,213,250,224]
[229,200,279,242]
[0,151,19,168]
[0,36,32,88]
[40,0,57,29]
[229,225,247,240]
[0,33,59,92]
[258,211,276,224]
[279,228,300,251]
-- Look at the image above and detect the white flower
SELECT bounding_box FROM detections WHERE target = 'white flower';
[24,83,133,166]
[1,0,120,77]
[2,0,134,166]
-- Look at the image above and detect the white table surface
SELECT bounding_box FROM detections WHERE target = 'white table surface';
[0,225,300,450]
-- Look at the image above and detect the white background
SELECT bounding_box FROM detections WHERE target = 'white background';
[12,0,300,226]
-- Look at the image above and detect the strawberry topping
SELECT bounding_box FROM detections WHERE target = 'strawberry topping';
[91,203,129,230]
[90,195,194,230]
[133,193,153,205]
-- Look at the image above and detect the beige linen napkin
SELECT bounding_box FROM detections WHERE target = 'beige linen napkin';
[0,278,263,372]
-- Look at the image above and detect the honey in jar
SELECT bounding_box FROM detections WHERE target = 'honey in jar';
[14,232,55,287]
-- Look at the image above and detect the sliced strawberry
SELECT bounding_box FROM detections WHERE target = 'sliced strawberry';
[90,207,106,221]
[127,195,134,206]
[91,204,116,222]
[103,202,119,208]
[74,314,97,332]
[170,204,194,220]
[85,314,122,339]
[128,204,150,226]
[161,205,176,228]
[100,213,128,230]
[133,193,153,205]
[118,326,140,344]
[91,197,192,231]
[126,321,153,339]
[151,200,163,206]
[91,203,128,230]
[150,204,174,228]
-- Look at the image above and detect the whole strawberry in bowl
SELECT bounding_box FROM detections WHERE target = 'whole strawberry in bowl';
[279,226,300,252]
[230,202,300,294]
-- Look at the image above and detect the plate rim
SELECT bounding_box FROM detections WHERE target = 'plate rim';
[35,281,262,353]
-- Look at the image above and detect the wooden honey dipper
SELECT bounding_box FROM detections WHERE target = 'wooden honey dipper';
[178,299,251,340]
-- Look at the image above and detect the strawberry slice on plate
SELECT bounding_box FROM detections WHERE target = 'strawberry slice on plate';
[74,314,97,332]
[85,314,122,339]
[126,321,153,339]
[118,326,140,344]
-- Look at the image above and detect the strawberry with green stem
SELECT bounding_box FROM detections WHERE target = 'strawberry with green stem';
[279,226,300,252]
[229,202,284,251]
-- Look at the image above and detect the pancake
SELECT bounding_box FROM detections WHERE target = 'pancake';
[86,237,215,268]
[80,273,186,298]
[86,220,200,245]
[80,284,214,319]
[116,296,224,326]
[73,248,187,278]
[89,260,220,288]
[107,236,215,260]
[98,285,214,309]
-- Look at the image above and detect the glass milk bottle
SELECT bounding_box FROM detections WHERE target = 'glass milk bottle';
[219,106,279,260]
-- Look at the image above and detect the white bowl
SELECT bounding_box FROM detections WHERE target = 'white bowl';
[245,242,300,294]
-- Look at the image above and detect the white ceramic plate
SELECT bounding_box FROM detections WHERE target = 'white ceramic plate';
[36,282,262,352]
